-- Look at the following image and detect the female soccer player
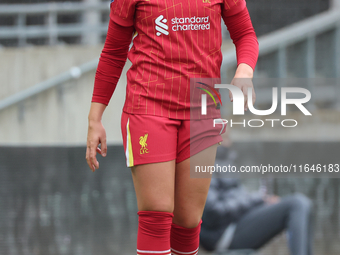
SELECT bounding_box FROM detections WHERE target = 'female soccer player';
[86,0,258,254]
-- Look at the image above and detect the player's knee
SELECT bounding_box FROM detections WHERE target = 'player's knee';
[139,198,174,213]
[173,214,202,229]
[140,205,174,213]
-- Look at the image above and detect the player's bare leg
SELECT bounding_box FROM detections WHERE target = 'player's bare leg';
[130,160,176,254]
[170,144,218,254]
[131,160,176,212]
[173,144,217,227]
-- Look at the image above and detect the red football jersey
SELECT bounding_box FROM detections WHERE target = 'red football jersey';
[110,0,246,119]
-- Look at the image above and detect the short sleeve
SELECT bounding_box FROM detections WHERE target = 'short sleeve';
[110,0,137,27]
[222,0,247,18]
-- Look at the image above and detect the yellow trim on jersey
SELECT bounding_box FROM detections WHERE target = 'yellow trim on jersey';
[126,119,134,167]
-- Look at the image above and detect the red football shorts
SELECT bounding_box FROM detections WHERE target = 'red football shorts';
[121,112,225,167]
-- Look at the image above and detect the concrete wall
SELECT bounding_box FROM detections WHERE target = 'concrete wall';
[1,45,340,145]
[0,45,102,99]
[1,144,340,254]
[0,45,128,145]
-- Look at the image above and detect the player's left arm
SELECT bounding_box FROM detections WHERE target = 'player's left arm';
[222,0,259,111]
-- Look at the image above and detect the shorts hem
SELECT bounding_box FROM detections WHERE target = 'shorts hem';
[176,135,223,164]
[128,153,176,167]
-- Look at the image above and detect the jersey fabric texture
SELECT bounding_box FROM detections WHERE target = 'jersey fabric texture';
[92,0,258,120]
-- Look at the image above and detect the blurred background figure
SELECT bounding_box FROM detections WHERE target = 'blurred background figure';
[200,130,314,255]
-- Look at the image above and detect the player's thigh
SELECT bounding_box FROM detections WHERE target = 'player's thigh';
[131,160,176,212]
[121,112,179,212]
[173,144,218,228]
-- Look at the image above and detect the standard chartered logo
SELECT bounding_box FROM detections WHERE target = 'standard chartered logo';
[155,15,169,36]
[172,16,210,31]
[155,14,210,36]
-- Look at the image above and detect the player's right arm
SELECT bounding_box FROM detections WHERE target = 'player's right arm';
[86,0,136,172]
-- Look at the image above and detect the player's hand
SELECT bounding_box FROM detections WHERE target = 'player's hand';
[86,120,107,172]
[230,63,255,111]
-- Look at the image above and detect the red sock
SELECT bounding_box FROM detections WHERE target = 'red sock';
[137,211,173,255]
[170,220,202,255]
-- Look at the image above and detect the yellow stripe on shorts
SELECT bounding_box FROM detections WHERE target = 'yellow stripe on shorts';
[126,118,134,167]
